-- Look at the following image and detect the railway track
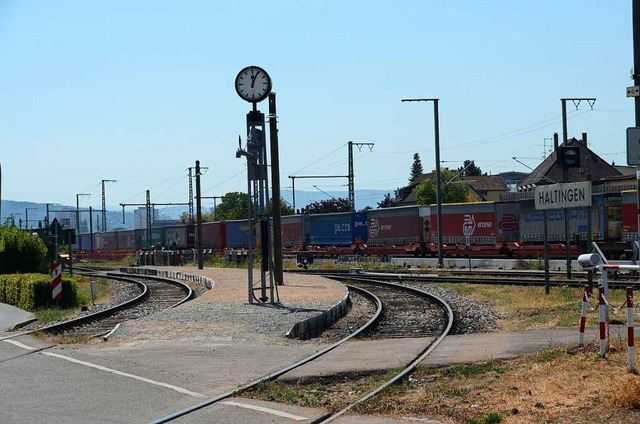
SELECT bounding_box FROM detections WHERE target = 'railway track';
[149,276,453,423]
[13,271,194,340]
[290,267,640,289]
[347,279,450,339]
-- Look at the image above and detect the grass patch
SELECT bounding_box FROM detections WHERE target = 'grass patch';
[33,276,111,323]
[434,283,629,331]
[241,346,640,423]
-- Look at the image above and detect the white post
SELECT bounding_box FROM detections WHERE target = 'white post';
[627,287,636,372]
[599,285,607,358]
[579,285,589,347]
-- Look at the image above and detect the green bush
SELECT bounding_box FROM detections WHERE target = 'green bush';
[0,273,78,310]
[0,227,48,274]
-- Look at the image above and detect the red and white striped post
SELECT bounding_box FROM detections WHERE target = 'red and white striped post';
[578,285,589,347]
[627,287,636,372]
[51,262,62,301]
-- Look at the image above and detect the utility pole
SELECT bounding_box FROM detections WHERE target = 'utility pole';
[634,0,640,126]
[25,207,37,229]
[202,196,223,220]
[146,190,152,249]
[560,97,595,279]
[633,0,640,254]
[101,179,116,232]
[76,194,90,250]
[402,98,444,268]
[188,167,194,225]
[269,93,284,285]
[195,160,203,269]
[347,141,374,211]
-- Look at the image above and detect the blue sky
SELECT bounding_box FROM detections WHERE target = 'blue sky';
[0,1,634,212]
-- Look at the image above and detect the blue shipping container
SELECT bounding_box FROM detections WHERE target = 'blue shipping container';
[307,212,367,246]
[225,219,255,248]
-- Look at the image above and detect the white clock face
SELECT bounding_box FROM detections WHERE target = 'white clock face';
[235,66,272,103]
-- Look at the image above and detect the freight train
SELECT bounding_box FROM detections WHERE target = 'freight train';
[73,188,638,260]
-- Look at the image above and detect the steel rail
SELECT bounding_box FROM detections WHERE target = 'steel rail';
[315,276,454,423]
[148,284,384,424]
[1,272,193,341]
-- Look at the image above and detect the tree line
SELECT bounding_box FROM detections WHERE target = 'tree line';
[177,154,484,221]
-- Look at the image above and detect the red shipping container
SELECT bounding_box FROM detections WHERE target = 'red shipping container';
[199,222,226,249]
[432,202,496,245]
[621,190,638,238]
[280,215,307,247]
[368,206,426,245]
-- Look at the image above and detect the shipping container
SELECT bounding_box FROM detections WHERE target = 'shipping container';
[367,205,428,245]
[280,215,308,247]
[519,200,598,243]
[432,202,496,245]
[496,202,520,242]
[200,222,226,250]
[138,227,163,249]
[225,219,254,248]
[96,232,117,250]
[164,225,188,249]
[621,190,637,240]
[307,212,366,246]
[78,233,93,251]
[117,229,136,250]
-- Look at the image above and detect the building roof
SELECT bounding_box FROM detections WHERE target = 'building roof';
[463,175,508,192]
[518,138,621,190]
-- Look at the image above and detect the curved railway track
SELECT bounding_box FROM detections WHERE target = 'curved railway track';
[6,272,194,341]
[150,276,453,423]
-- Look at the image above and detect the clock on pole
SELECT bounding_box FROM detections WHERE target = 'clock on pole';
[235,66,272,103]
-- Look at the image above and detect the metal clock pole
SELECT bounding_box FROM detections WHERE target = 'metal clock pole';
[235,66,275,304]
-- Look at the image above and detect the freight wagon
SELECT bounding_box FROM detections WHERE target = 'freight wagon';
[366,205,433,256]
[225,219,254,249]
[280,215,309,248]
[73,187,639,260]
[199,222,226,250]
[163,225,195,250]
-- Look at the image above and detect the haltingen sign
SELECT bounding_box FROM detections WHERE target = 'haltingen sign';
[534,181,592,210]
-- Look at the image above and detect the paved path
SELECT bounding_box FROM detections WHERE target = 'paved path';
[0,268,628,424]
[0,303,34,333]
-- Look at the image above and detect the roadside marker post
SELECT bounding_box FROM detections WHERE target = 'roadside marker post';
[51,262,62,301]
[578,255,638,367]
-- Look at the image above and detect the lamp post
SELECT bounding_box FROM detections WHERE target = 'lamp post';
[76,193,90,250]
[402,98,444,268]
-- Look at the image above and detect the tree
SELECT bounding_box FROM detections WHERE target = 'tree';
[268,198,295,217]
[302,198,351,214]
[179,210,216,223]
[213,192,250,221]
[456,160,483,177]
[0,227,48,274]
[409,153,424,183]
[377,193,395,209]
[413,168,469,205]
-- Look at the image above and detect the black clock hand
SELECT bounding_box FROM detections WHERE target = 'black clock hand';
[250,73,258,88]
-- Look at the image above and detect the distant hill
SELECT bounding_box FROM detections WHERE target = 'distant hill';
[0,189,391,230]
[0,199,135,231]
